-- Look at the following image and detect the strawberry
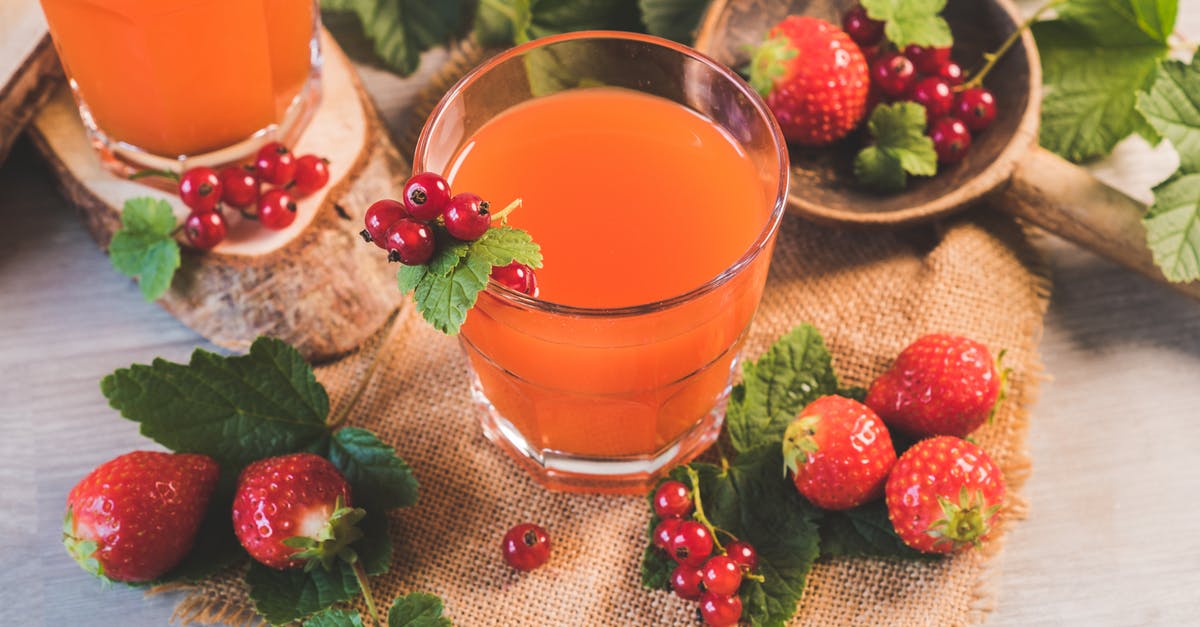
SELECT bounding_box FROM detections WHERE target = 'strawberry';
[866,333,1006,438]
[63,451,219,582]
[747,16,870,146]
[232,452,363,570]
[782,395,897,511]
[885,436,1005,554]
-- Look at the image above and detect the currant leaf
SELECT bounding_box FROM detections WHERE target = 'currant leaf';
[638,0,708,43]
[319,0,470,76]
[387,592,453,626]
[246,560,362,625]
[860,0,952,48]
[326,427,419,511]
[818,501,933,560]
[1142,172,1200,283]
[854,103,938,192]
[304,608,366,627]
[107,197,181,302]
[1137,57,1200,174]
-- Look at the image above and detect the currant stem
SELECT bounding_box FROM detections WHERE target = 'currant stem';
[128,168,180,182]
[352,562,381,627]
[961,0,1066,90]
[686,466,726,554]
[489,198,522,224]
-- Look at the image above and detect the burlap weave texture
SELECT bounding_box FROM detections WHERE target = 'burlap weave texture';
[171,206,1048,626]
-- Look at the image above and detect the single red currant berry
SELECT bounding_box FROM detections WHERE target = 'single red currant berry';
[652,480,693,520]
[490,261,539,297]
[699,591,743,627]
[257,188,298,230]
[653,518,683,551]
[501,523,550,571]
[178,167,222,212]
[725,541,759,573]
[183,210,227,250]
[292,154,330,196]
[668,521,713,567]
[218,165,258,209]
[402,171,452,221]
[907,76,955,123]
[254,141,296,186]
[361,199,407,248]
[871,52,917,99]
[701,556,743,596]
[937,61,965,86]
[669,564,704,601]
[842,5,884,48]
[954,87,998,132]
[904,45,952,74]
[929,116,973,164]
[443,192,492,241]
[385,218,436,265]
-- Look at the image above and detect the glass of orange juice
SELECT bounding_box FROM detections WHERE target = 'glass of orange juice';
[38,0,321,173]
[415,32,788,493]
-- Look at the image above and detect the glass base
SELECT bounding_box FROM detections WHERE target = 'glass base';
[469,362,736,495]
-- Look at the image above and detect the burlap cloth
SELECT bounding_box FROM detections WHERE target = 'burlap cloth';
[167,45,1050,627]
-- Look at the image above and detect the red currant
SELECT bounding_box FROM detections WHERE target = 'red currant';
[871,52,917,99]
[218,165,258,209]
[842,5,884,48]
[183,210,226,250]
[937,61,965,86]
[668,521,713,567]
[701,556,743,596]
[501,523,550,571]
[361,199,407,248]
[385,218,436,265]
[699,591,743,627]
[490,262,539,297]
[254,142,296,186]
[904,45,952,74]
[443,192,492,241]
[178,167,222,212]
[653,481,693,519]
[929,116,973,164]
[653,518,683,551]
[669,564,704,601]
[292,154,330,196]
[257,188,298,230]
[725,541,758,573]
[402,172,452,221]
[954,87,998,132]
[907,76,955,123]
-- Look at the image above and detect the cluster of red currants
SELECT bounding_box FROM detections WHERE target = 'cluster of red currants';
[843,5,997,165]
[651,481,759,627]
[172,142,330,250]
[360,171,539,297]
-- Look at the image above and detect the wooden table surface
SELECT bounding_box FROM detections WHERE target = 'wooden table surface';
[3,3,1200,625]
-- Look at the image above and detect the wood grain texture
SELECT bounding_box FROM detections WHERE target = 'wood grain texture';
[0,2,60,166]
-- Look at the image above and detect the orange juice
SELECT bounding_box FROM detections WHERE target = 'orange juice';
[39,0,316,157]
[451,88,774,460]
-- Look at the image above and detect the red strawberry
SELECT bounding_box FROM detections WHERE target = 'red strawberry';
[885,436,1005,554]
[782,395,897,510]
[232,453,362,570]
[63,451,219,582]
[866,334,1005,438]
[747,16,870,146]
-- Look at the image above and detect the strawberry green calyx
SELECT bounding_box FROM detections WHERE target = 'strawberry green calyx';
[781,414,821,477]
[927,487,1003,551]
[747,34,798,97]
[988,349,1013,424]
[62,508,104,579]
[283,495,366,573]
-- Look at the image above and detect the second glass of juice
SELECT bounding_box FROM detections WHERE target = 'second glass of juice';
[415,32,788,493]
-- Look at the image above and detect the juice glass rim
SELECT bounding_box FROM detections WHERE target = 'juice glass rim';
[413,30,789,318]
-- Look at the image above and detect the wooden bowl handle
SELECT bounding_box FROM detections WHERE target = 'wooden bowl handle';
[996,146,1200,301]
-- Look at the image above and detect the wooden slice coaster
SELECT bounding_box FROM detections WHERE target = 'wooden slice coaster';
[0,7,60,165]
[27,31,405,362]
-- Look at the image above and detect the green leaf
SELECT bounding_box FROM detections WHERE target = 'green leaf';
[725,324,839,455]
[818,501,932,560]
[638,0,707,43]
[1056,0,1176,46]
[1033,16,1169,162]
[861,0,952,48]
[1143,172,1200,282]
[246,561,362,625]
[398,264,427,296]
[854,103,938,192]
[320,0,469,75]
[327,428,419,512]
[479,0,642,45]
[469,225,544,268]
[837,386,869,403]
[639,483,677,590]
[100,337,331,475]
[1137,57,1200,174]
[108,197,181,302]
[410,254,492,335]
[387,592,452,627]
[356,508,394,576]
[304,608,366,627]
